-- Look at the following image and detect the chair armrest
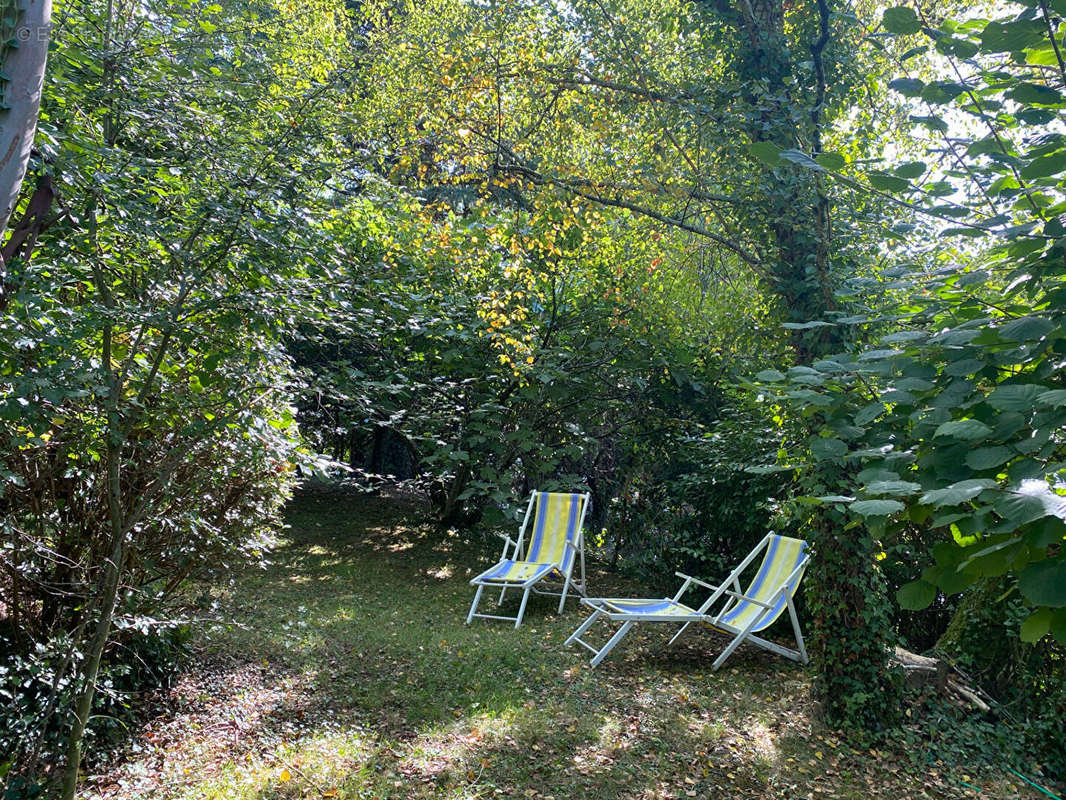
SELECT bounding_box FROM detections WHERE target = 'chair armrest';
[718,589,773,609]
[674,572,721,592]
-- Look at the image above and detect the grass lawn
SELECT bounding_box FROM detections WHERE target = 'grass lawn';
[80,488,1045,800]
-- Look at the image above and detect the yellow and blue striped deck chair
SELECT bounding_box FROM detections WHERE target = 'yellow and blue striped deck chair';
[566,533,809,669]
[466,491,590,629]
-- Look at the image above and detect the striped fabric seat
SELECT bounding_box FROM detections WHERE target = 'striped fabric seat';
[566,533,810,670]
[467,491,590,629]
[601,599,700,616]
[478,560,557,583]
[713,535,807,633]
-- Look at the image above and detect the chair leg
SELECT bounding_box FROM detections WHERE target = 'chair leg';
[711,615,765,671]
[787,596,809,664]
[668,621,694,645]
[711,631,749,671]
[466,584,485,625]
[591,621,635,667]
[514,586,532,629]
[497,585,508,606]
[557,578,570,614]
[565,607,603,645]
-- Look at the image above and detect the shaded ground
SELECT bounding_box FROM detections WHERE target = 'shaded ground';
[81,488,1045,799]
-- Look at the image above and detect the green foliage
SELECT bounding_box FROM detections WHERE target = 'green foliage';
[750,0,1066,758]
[1,0,350,782]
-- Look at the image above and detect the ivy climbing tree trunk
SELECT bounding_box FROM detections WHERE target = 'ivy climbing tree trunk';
[721,0,902,732]
[727,0,839,362]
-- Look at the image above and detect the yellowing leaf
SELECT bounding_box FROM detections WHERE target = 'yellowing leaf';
[280,769,292,782]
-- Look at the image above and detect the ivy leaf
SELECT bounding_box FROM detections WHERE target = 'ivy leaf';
[898,579,937,610]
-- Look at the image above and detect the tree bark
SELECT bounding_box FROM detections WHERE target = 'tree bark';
[0,0,52,239]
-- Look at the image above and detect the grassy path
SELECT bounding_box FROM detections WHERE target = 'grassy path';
[81,489,1039,799]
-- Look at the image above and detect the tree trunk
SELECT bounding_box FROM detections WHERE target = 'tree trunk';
[60,296,126,800]
[728,0,839,362]
[0,0,52,239]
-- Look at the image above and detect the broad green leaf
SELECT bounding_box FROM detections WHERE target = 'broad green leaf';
[909,115,949,133]
[882,6,921,34]
[855,403,885,425]
[755,369,786,382]
[810,437,848,460]
[865,480,922,497]
[1053,609,1066,645]
[749,141,783,165]
[933,419,993,440]
[850,499,905,517]
[888,77,924,97]
[978,18,1045,53]
[1037,389,1066,407]
[897,579,937,610]
[894,161,927,179]
[815,152,846,170]
[1018,559,1066,607]
[816,495,856,503]
[965,446,1014,470]
[1009,83,1065,106]
[1026,517,1066,548]
[998,316,1054,343]
[920,479,997,507]
[1020,150,1066,180]
[920,81,967,105]
[868,172,911,192]
[986,384,1042,411]
[780,149,823,170]
[1020,608,1052,642]
[995,487,1066,528]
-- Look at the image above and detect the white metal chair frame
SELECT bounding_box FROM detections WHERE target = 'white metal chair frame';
[566,532,809,670]
[466,491,591,629]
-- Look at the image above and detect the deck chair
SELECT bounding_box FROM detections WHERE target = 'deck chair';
[566,533,809,669]
[466,491,590,628]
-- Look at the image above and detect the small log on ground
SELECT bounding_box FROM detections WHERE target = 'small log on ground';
[891,646,991,712]
[893,646,949,691]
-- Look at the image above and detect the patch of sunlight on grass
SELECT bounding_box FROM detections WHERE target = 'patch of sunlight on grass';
[176,731,377,800]
[426,564,454,579]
